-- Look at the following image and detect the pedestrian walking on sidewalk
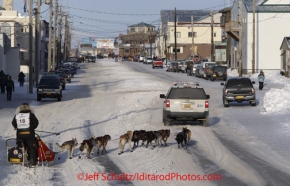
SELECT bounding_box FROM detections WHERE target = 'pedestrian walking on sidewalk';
[6,76,14,101]
[18,71,25,87]
[258,70,265,90]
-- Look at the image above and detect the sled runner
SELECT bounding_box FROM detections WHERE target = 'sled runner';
[6,133,55,167]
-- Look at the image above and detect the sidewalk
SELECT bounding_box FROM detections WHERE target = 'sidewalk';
[0,80,37,110]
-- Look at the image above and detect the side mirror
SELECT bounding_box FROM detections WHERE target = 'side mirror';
[207,95,210,99]
[221,82,224,86]
[160,94,165,98]
[252,81,255,84]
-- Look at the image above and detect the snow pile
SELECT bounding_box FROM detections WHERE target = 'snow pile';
[227,68,239,77]
[263,84,290,114]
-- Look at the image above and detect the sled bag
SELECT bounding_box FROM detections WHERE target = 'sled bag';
[8,147,24,163]
[37,139,55,162]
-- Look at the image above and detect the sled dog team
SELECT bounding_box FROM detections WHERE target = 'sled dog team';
[56,127,191,159]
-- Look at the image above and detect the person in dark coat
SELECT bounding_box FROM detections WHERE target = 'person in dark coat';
[186,63,192,76]
[0,70,5,94]
[18,71,25,87]
[6,76,14,101]
[12,103,39,167]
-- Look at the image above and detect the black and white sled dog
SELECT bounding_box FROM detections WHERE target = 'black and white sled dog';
[118,131,133,155]
[56,138,78,159]
[79,137,96,159]
[175,128,189,149]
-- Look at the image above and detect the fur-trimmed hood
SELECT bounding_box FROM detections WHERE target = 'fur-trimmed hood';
[16,104,34,114]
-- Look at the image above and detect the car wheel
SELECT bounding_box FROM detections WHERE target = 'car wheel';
[223,78,227,81]
[62,85,65,90]
[69,80,71,83]
[37,95,41,101]
[223,99,229,107]
[58,96,61,101]
[202,118,208,127]
[251,100,256,106]
[218,71,223,76]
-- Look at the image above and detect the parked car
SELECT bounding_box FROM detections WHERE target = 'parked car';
[160,82,210,126]
[139,56,145,62]
[47,71,66,90]
[181,60,194,74]
[37,75,62,101]
[144,57,153,64]
[171,61,182,73]
[58,69,72,83]
[221,78,256,107]
[87,55,96,63]
[207,65,227,81]
[165,61,172,71]
[195,62,217,78]
[192,61,201,75]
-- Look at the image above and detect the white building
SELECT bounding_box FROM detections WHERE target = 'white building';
[229,0,290,73]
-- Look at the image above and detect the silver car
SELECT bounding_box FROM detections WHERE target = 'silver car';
[144,57,153,64]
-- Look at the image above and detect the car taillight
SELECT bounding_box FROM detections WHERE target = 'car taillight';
[252,88,255,94]
[205,100,209,108]
[224,89,228,95]
[166,100,170,107]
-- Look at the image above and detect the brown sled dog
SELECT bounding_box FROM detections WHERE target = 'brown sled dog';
[79,137,96,159]
[183,127,191,145]
[95,135,111,154]
[158,129,170,146]
[118,131,133,155]
[56,138,78,159]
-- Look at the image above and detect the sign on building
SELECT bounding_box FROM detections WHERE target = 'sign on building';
[97,39,114,49]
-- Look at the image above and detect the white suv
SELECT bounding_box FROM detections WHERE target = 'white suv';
[195,62,217,78]
[160,82,210,126]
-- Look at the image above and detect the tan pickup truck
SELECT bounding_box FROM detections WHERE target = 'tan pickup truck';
[152,60,163,69]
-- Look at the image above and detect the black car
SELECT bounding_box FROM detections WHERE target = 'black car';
[207,66,227,81]
[221,78,256,107]
[48,71,66,90]
[37,75,62,101]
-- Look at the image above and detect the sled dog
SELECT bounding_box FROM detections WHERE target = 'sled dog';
[158,129,170,146]
[56,138,78,159]
[132,130,146,148]
[183,127,191,145]
[95,135,111,154]
[118,131,133,155]
[175,128,189,149]
[79,137,96,158]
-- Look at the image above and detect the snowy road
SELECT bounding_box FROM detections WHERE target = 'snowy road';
[1,59,290,186]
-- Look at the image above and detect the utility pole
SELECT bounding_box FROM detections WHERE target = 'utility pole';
[34,0,41,86]
[64,15,68,62]
[174,7,177,61]
[57,6,62,67]
[47,0,53,71]
[52,0,58,70]
[191,15,194,58]
[164,34,167,64]
[238,1,243,76]
[149,30,152,57]
[28,0,33,93]
[211,10,215,62]
[252,0,256,74]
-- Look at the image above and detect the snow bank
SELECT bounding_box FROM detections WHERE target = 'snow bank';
[263,84,290,114]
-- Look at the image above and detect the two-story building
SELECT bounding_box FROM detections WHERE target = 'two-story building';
[157,10,223,62]
[119,22,157,58]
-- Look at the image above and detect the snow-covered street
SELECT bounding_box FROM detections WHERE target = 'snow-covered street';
[1,58,290,186]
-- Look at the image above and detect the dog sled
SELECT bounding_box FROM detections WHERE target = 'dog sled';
[6,133,55,167]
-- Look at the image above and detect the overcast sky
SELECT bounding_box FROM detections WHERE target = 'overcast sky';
[2,0,233,47]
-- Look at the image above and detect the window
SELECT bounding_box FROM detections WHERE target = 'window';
[173,48,180,53]
[214,32,216,37]
[188,32,196,37]
[176,32,181,38]
[130,27,135,32]
[125,49,129,53]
